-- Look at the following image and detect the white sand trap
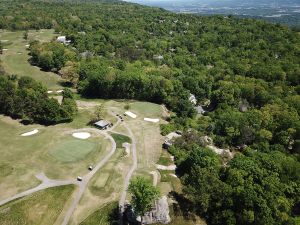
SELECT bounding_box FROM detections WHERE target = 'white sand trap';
[1,40,8,42]
[25,44,30,47]
[144,118,159,123]
[56,90,64,93]
[125,111,137,118]
[156,164,176,170]
[21,129,39,136]
[72,132,91,139]
[17,52,22,55]
[2,48,8,51]
[47,91,53,94]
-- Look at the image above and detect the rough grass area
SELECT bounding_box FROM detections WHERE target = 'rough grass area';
[80,202,119,225]
[0,163,14,178]
[157,156,173,166]
[111,133,131,148]
[49,139,97,162]
[0,185,75,225]
[89,148,124,197]
[0,30,62,89]
[93,173,111,188]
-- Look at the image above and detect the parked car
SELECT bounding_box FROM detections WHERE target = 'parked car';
[77,176,83,181]
[88,165,93,171]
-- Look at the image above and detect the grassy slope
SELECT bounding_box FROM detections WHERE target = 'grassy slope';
[0,185,75,225]
[79,202,119,225]
[0,29,62,89]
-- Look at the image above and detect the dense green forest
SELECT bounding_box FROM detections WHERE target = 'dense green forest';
[0,0,299,224]
[0,74,77,125]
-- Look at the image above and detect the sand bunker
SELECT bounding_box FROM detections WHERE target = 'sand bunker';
[72,132,91,140]
[21,129,39,136]
[56,90,64,93]
[47,91,53,94]
[2,49,8,51]
[17,52,22,55]
[125,111,137,118]
[156,164,176,170]
[25,44,30,47]
[1,40,8,42]
[144,118,159,123]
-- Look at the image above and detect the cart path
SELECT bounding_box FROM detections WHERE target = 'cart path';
[0,173,77,206]
[61,120,119,225]
[118,123,138,225]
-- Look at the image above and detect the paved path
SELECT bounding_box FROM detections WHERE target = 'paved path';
[0,173,77,206]
[118,124,138,225]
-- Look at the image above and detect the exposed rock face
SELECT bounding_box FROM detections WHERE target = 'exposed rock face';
[127,196,171,224]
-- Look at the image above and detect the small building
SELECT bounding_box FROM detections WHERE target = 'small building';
[57,36,71,45]
[57,36,66,43]
[94,120,111,130]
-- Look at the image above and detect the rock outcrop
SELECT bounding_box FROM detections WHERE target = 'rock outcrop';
[126,196,171,224]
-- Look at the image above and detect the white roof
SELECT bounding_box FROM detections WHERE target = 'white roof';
[94,120,110,127]
[57,36,66,42]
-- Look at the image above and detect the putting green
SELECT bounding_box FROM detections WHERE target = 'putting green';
[50,140,97,162]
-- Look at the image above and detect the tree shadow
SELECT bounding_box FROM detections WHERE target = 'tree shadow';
[108,204,120,225]
[169,191,197,221]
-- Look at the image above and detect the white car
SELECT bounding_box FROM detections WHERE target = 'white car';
[77,176,83,181]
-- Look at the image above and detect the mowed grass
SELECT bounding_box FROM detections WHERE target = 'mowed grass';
[0,185,75,225]
[111,133,131,148]
[0,29,62,89]
[49,139,97,162]
[0,112,110,199]
[129,101,162,118]
[80,202,119,225]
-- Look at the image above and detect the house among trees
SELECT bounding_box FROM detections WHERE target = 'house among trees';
[94,120,112,130]
[57,36,71,45]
